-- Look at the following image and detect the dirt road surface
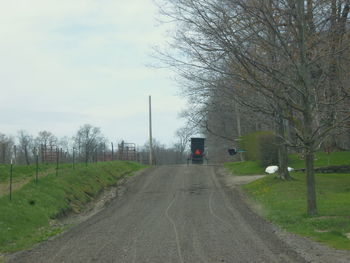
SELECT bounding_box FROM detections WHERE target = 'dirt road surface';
[7,165,349,262]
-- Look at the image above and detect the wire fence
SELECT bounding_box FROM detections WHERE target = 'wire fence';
[1,141,143,165]
[0,141,150,201]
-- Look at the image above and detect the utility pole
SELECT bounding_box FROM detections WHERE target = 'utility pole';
[234,101,244,161]
[149,95,153,165]
[111,142,114,161]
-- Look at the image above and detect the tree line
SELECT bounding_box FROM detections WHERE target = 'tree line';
[0,124,192,166]
[157,0,350,215]
[0,125,110,165]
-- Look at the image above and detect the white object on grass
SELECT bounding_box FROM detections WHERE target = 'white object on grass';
[265,166,279,174]
[265,166,295,174]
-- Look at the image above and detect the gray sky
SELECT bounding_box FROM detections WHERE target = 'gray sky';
[0,0,185,146]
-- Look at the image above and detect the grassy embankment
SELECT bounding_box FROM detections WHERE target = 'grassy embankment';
[0,161,144,253]
[224,151,350,250]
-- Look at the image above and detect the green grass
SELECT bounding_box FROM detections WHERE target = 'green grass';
[288,151,350,169]
[224,161,265,175]
[0,161,144,253]
[243,172,350,250]
[0,163,53,183]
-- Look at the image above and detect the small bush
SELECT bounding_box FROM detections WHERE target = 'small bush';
[258,134,278,167]
[239,131,277,163]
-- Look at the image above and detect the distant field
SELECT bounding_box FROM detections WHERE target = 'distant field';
[224,151,350,250]
[0,161,144,253]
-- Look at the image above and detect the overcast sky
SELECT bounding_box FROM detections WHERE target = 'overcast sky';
[0,0,186,146]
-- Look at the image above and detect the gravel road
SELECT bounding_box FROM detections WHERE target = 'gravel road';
[7,165,343,262]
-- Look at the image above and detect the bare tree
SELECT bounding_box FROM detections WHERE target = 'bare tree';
[35,131,58,163]
[157,0,350,215]
[174,124,196,162]
[0,133,14,164]
[73,124,106,164]
[17,130,34,165]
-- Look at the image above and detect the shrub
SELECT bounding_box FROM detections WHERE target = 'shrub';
[258,134,278,167]
[239,131,278,166]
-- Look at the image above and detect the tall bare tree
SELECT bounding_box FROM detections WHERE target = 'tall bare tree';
[174,124,196,161]
[73,124,106,164]
[17,130,33,165]
[0,133,14,164]
[35,131,58,163]
[157,0,350,215]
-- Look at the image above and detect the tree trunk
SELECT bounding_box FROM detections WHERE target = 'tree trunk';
[304,104,317,215]
[296,0,317,216]
[24,145,30,165]
[278,143,291,180]
[2,145,6,164]
[85,145,89,165]
[41,144,45,163]
[276,112,292,180]
[303,103,318,216]
[305,147,317,216]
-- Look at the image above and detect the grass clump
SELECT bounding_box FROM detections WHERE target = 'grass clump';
[0,161,144,253]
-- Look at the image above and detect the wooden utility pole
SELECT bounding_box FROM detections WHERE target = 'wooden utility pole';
[9,158,13,200]
[234,101,244,161]
[35,149,39,184]
[111,142,114,160]
[149,95,153,165]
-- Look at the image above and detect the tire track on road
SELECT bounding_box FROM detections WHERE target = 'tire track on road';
[165,193,184,263]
